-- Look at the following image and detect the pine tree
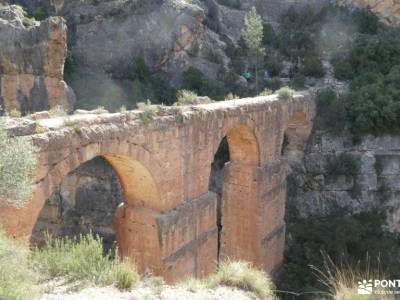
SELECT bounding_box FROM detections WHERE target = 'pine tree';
[242,7,266,94]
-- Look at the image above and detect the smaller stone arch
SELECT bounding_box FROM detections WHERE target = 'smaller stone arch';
[209,124,262,264]
[105,154,160,210]
[225,125,260,165]
[282,110,312,162]
[0,144,164,277]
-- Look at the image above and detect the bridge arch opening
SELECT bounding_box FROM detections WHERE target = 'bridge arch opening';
[31,153,162,274]
[209,125,260,264]
[282,111,309,161]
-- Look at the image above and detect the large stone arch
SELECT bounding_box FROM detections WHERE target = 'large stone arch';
[0,141,164,275]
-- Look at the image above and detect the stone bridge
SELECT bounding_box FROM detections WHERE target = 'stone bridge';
[0,93,315,282]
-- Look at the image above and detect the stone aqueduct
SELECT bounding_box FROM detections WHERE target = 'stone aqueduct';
[0,93,315,282]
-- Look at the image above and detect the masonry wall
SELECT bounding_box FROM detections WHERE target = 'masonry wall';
[0,93,315,282]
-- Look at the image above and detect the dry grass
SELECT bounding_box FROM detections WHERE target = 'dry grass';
[276,86,294,100]
[137,100,159,125]
[0,230,41,300]
[179,260,275,299]
[31,233,139,290]
[310,254,395,300]
[174,90,198,106]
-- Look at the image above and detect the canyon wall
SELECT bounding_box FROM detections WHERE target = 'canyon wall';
[0,5,74,114]
[287,131,400,232]
[338,0,400,26]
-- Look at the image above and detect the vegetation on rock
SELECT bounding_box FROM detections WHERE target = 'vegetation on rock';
[278,209,400,298]
[0,118,37,207]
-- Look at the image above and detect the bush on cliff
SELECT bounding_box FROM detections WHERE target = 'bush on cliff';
[0,118,37,207]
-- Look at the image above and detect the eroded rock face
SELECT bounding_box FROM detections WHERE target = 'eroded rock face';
[0,5,75,114]
[287,131,400,232]
[338,0,400,26]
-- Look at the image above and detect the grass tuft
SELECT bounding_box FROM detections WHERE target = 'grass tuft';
[174,90,198,106]
[179,260,275,299]
[137,100,158,125]
[277,86,294,100]
[310,253,394,300]
[49,105,67,117]
[209,260,275,299]
[0,230,40,300]
[31,233,139,290]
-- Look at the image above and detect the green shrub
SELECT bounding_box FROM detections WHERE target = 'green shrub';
[264,77,282,91]
[290,73,306,89]
[137,100,158,125]
[344,65,400,135]
[262,23,277,47]
[182,67,224,100]
[344,33,400,77]
[93,106,109,114]
[279,209,400,297]
[259,88,273,96]
[216,0,241,9]
[48,105,67,117]
[333,59,353,80]
[0,120,37,207]
[224,92,239,100]
[150,74,177,105]
[207,50,223,65]
[9,108,22,118]
[265,54,283,77]
[175,90,198,106]
[301,56,325,78]
[314,88,346,133]
[277,86,294,100]
[131,57,151,83]
[32,7,48,21]
[0,230,40,300]
[277,6,319,60]
[31,233,139,290]
[326,153,360,177]
[208,260,275,299]
[182,67,205,92]
[356,8,379,34]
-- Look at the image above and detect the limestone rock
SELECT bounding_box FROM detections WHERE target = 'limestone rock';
[338,0,400,26]
[0,5,75,114]
[288,131,400,232]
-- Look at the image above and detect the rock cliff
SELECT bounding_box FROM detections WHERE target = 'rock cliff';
[0,5,74,114]
[338,0,400,26]
[287,131,400,232]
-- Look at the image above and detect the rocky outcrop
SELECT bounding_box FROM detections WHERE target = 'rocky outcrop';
[0,5,74,114]
[338,0,400,26]
[287,131,400,232]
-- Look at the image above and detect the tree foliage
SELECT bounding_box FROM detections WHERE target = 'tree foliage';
[0,119,37,207]
[242,7,265,93]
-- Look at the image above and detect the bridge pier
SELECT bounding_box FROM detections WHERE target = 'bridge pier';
[220,160,286,274]
[117,193,218,282]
